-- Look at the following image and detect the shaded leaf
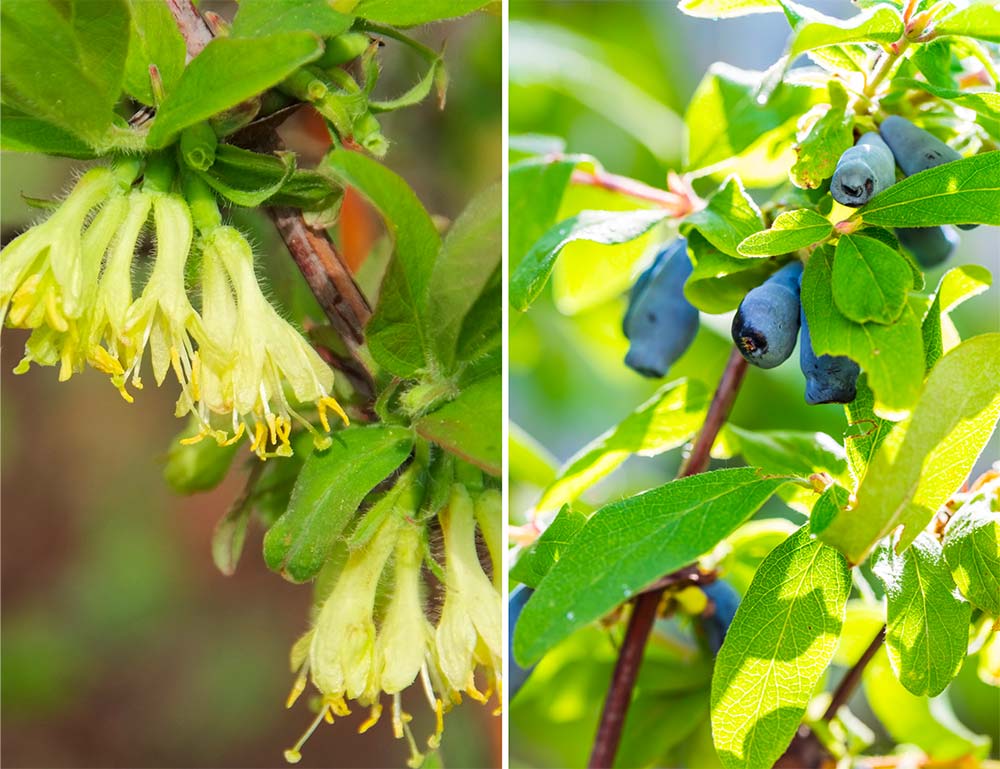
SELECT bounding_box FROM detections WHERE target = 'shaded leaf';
[510,506,588,589]
[513,468,792,665]
[416,375,501,476]
[944,501,1000,616]
[832,233,912,325]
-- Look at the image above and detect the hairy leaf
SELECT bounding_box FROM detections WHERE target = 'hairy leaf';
[680,175,765,257]
[231,0,352,37]
[416,375,501,476]
[922,264,992,370]
[263,425,414,582]
[509,506,588,589]
[685,231,779,313]
[790,82,854,189]
[324,149,441,377]
[819,333,1000,563]
[832,233,912,325]
[737,209,833,256]
[147,33,324,147]
[856,152,1000,228]
[123,0,186,105]
[0,108,98,158]
[352,0,492,25]
[711,526,851,769]
[874,533,970,697]
[537,379,710,512]
[802,246,923,420]
[510,208,671,312]
[1,0,130,146]
[513,468,792,665]
[427,182,501,370]
[944,501,1000,616]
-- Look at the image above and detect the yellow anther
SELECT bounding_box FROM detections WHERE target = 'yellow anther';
[179,431,209,446]
[319,396,349,432]
[285,670,308,709]
[222,422,246,446]
[358,703,382,734]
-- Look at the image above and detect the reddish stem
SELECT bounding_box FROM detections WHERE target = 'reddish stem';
[587,349,749,769]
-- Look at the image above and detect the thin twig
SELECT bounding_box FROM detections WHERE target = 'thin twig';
[822,625,886,721]
[588,349,750,769]
[568,168,691,213]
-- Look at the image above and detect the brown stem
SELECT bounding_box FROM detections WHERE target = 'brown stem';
[161,0,375,396]
[569,168,686,211]
[822,625,886,721]
[587,349,750,769]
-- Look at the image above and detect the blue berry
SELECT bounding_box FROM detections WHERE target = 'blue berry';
[732,261,803,369]
[879,115,962,176]
[698,579,741,655]
[509,584,536,701]
[895,226,958,268]
[799,303,860,404]
[623,238,700,378]
[831,133,896,207]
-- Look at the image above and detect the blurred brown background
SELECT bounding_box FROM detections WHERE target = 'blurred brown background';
[0,5,501,767]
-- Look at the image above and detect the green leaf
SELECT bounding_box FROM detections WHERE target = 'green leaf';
[723,426,849,513]
[684,63,817,174]
[944,501,1000,616]
[855,152,1000,228]
[680,175,765,257]
[123,0,186,105]
[416,375,501,476]
[685,231,779,313]
[0,107,98,158]
[718,518,799,595]
[512,467,792,665]
[537,379,710,513]
[790,81,854,189]
[510,208,671,312]
[832,233,912,325]
[196,145,299,207]
[710,526,851,769]
[323,149,441,377]
[509,506,588,589]
[785,5,902,62]
[510,423,558,489]
[844,375,898,487]
[737,209,833,256]
[934,1,1000,43]
[426,182,501,371]
[864,648,990,761]
[809,483,851,535]
[874,532,971,697]
[509,156,577,269]
[231,0,352,37]
[893,78,1000,135]
[352,0,491,25]
[1,0,130,147]
[262,425,414,582]
[818,333,1000,563]
[147,33,324,148]
[677,0,782,18]
[801,246,924,420]
[921,264,992,370]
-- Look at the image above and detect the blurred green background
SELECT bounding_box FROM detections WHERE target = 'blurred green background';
[0,4,500,768]
[509,2,999,767]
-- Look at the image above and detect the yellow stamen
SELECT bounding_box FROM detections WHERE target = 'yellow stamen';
[222,422,246,446]
[286,668,309,709]
[358,702,382,734]
[319,396,349,432]
[179,431,209,446]
[283,704,330,765]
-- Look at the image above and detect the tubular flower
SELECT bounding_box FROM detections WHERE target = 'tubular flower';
[1,166,118,328]
[284,484,502,766]
[185,225,347,458]
[121,193,203,401]
[434,485,502,704]
[13,195,129,382]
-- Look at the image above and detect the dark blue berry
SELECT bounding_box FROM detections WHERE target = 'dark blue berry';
[799,303,860,404]
[509,584,536,701]
[623,238,700,378]
[732,261,803,369]
[895,226,958,268]
[698,579,741,655]
[879,115,962,176]
[831,133,896,207]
